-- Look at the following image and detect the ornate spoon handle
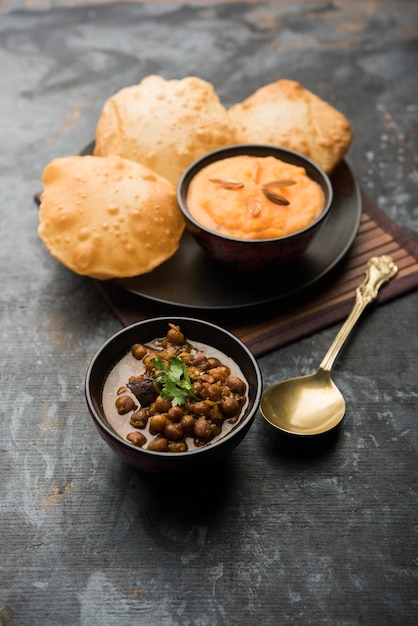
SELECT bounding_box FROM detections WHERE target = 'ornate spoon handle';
[319,255,398,373]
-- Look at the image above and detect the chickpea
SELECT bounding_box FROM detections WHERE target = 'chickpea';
[166,324,185,345]
[180,414,195,433]
[194,417,213,441]
[115,395,137,415]
[208,366,231,382]
[199,373,215,384]
[187,367,202,381]
[143,351,158,371]
[147,437,169,452]
[164,422,184,441]
[126,431,147,447]
[207,357,222,369]
[226,376,247,395]
[131,343,148,360]
[192,401,212,417]
[221,386,232,398]
[153,396,172,413]
[197,383,209,399]
[200,382,222,402]
[169,441,188,453]
[192,353,209,369]
[149,414,167,434]
[167,406,184,422]
[221,396,241,417]
[192,381,204,395]
[178,351,193,365]
[130,408,149,429]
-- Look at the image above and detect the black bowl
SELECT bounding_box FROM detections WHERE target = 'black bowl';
[177,144,333,272]
[85,317,262,473]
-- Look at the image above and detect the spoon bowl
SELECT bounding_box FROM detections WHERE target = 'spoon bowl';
[260,256,398,436]
[261,368,345,436]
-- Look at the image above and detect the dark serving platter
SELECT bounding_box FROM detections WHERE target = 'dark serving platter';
[113,160,361,310]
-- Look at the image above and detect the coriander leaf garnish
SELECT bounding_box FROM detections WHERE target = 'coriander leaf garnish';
[152,355,198,407]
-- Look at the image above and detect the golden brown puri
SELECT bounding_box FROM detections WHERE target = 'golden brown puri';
[94,75,238,186]
[228,79,352,174]
[38,155,185,280]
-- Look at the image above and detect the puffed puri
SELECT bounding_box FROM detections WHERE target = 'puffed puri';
[38,154,185,280]
[93,75,238,186]
[228,79,353,175]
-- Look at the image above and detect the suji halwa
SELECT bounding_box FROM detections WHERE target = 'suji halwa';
[186,154,324,240]
[102,324,248,453]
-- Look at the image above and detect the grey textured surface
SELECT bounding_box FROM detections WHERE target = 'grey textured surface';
[1,2,417,625]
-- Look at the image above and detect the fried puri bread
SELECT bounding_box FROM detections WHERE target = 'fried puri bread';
[94,75,237,186]
[38,155,185,280]
[228,79,352,174]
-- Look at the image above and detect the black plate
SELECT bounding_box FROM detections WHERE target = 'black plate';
[113,160,361,310]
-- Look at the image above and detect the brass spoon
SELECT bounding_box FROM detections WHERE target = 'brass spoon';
[260,255,399,436]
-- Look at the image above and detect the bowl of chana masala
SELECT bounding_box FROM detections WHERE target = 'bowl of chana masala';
[177,144,333,272]
[85,317,262,473]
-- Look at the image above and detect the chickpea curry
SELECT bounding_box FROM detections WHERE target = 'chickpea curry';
[102,324,248,453]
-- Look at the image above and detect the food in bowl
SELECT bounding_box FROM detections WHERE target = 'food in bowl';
[178,144,333,272]
[102,322,248,453]
[38,154,184,279]
[186,154,324,240]
[85,317,262,472]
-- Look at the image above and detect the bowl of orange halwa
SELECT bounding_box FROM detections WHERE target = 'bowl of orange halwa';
[177,144,333,272]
